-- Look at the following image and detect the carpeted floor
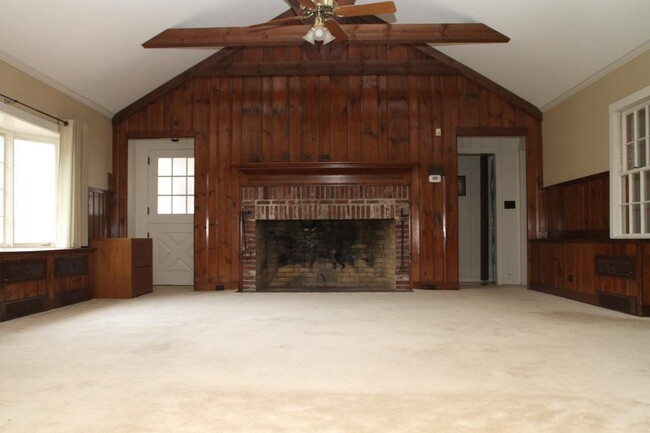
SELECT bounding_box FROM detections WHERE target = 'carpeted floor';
[1,286,649,432]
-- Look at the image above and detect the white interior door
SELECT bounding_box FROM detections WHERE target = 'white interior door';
[130,139,194,286]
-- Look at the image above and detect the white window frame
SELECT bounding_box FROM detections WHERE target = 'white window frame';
[0,129,59,248]
[609,85,650,238]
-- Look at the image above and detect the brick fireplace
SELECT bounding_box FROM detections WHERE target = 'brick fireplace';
[240,183,411,291]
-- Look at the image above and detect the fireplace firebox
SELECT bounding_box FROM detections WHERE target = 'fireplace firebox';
[256,219,395,291]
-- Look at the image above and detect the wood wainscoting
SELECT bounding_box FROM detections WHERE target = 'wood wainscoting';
[0,249,92,322]
[531,172,650,316]
[88,187,113,240]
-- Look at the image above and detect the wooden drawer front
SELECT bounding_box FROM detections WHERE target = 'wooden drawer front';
[131,239,152,269]
[55,255,89,277]
[1,260,46,283]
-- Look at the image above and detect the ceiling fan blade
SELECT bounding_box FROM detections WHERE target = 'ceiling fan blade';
[249,16,304,28]
[324,19,349,41]
[297,0,318,9]
[142,23,509,48]
[335,1,397,17]
[342,23,510,44]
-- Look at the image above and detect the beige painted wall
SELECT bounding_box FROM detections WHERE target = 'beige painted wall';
[0,59,112,189]
[543,48,650,186]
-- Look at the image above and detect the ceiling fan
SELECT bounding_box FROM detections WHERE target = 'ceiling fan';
[143,0,509,49]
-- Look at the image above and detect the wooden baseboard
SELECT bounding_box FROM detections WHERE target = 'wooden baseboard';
[413,282,460,290]
[529,283,596,305]
[642,305,650,317]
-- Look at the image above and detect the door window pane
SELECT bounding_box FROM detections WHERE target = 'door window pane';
[172,196,187,214]
[158,158,172,176]
[158,196,172,214]
[173,158,187,176]
[172,177,187,195]
[158,177,172,195]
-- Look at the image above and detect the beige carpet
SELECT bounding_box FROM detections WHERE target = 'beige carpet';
[1,286,649,432]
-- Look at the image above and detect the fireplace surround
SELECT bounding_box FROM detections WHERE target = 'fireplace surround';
[240,182,411,291]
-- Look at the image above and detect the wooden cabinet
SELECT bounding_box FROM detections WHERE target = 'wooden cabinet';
[91,238,152,299]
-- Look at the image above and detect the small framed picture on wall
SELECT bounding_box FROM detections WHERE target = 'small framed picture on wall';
[458,176,466,196]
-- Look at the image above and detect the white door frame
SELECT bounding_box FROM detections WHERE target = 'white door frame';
[458,137,527,286]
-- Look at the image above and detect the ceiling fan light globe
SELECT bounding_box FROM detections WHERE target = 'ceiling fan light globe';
[302,28,317,44]
[313,26,326,40]
[322,29,336,45]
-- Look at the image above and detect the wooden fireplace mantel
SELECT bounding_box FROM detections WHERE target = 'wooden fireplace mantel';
[236,162,418,186]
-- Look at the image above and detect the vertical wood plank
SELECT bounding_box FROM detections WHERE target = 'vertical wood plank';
[288,76,303,162]
[488,92,504,127]
[408,76,420,165]
[241,77,263,163]
[262,76,273,161]
[330,75,349,161]
[302,76,320,162]
[193,78,210,290]
[458,78,480,127]
[271,76,289,162]
[378,76,389,161]
[217,78,234,285]
[319,76,332,159]
[148,99,165,131]
[386,74,410,161]
[172,82,194,131]
[361,76,379,161]
[347,74,362,161]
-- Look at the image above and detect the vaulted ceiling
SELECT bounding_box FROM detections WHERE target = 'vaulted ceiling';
[1,0,649,117]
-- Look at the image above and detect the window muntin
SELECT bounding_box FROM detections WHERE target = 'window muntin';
[157,157,194,215]
[611,87,650,238]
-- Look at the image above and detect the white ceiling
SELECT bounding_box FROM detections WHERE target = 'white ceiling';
[2,0,649,117]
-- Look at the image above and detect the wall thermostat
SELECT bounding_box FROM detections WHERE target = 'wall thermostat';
[428,175,442,183]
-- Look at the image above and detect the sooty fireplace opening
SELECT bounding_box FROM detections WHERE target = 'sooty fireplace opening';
[256,219,396,291]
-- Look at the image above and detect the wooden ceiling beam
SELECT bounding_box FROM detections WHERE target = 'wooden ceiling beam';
[143,23,509,48]
[195,59,457,77]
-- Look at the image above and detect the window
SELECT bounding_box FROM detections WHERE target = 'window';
[610,86,650,238]
[0,112,59,247]
[157,157,195,215]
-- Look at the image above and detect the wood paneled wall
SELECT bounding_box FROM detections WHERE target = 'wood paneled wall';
[88,187,112,240]
[532,172,650,316]
[112,44,543,291]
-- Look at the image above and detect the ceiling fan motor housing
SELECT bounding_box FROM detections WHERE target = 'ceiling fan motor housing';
[302,0,336,20]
